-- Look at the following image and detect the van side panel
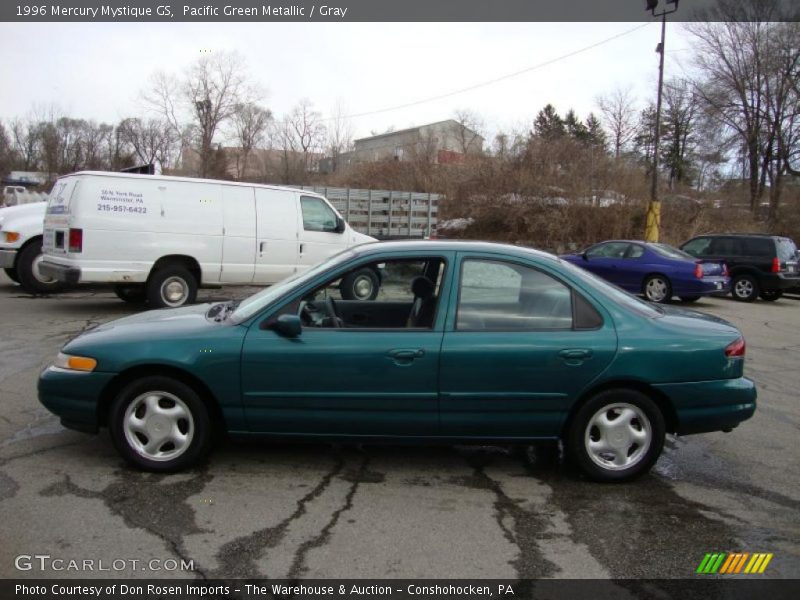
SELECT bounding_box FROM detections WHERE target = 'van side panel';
[48,176,224,284]
[220,185,256,283]
[254,189,299,284]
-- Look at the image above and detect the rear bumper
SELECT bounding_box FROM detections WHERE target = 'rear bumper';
[654,376,756,435]
[762,272,800,291]
[673,277,730,296]
[0,249,17,269]
[39,260,81,285]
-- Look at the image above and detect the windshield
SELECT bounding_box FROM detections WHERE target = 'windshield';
[557,258,663,318]
[650,243,695,261]
[230,248,356,324]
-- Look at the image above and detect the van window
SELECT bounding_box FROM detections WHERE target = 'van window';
[46,177,78,214]
[743,238,774,257]
[301,196,337,232]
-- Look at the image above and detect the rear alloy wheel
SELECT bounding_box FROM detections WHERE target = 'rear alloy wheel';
[4,267,20,283]
[340,268,380,300]
[114,284,147,304]
[679,296,700,303]
[109,376,211,472]
[146,265,198,308]
[17,239,63,294]
[568,389,665,482]
[732,275,759,302]
[643,275,672,303]
[759,290,782,302]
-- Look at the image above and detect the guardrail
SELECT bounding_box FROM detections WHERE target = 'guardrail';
[293,185,440,239]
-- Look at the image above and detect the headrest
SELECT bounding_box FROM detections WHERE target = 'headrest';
[411,276,435,299]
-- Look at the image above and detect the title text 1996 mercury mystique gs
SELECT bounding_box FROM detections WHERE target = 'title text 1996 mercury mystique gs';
[38,241,756,482]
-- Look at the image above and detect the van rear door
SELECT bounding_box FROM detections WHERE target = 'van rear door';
[43,177,80,255]
[253,188,299,283]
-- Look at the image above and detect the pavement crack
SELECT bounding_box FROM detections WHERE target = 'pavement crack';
[287,452,369,580]
[211,452,346,578]
[40,470,213,579]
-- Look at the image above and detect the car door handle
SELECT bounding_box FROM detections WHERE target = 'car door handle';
[387,348,424,364]
[558,348,592,361]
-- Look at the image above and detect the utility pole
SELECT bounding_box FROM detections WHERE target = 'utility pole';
[644,0,679,242]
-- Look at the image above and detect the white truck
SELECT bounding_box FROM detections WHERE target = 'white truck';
[39,171,378,307]
[0,201,55,292]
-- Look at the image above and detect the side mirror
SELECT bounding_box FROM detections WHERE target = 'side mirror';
[334,216,345,234]
[272,314,302,338]
[581,252,588,261]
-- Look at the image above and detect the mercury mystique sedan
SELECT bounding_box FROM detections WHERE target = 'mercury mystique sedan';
[39,241,756,482]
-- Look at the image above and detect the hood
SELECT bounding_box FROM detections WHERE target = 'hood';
[350,230,377,246]
[65,303,226,351]
[0,201,46,223]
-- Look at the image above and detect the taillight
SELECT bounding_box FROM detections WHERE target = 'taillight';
[771,257,780,273]
[694,263,703,279]
[725,337,746,358]
[68,228,83,253]
[722,263,729,277]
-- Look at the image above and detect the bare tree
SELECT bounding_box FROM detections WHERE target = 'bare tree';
[230,102,272,179]
[117,117,179,169]
[596,86,638,158]
[326,99,354,173]
[286,99,326,174]
[453,109,484,154]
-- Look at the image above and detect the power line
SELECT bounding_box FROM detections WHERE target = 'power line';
[330,22,652,123]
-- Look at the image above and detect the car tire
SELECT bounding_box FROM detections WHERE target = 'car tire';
[732,274,759,302]
[4,267,20,283]
[567,389,665,483]
[340,268,380,301]
[114,284,147,304]
[109,376,212,472]
[643,275,672,303]
[679,296,700,303]
[146,265,198,308]
[17,239,63,294]
[759,290,782,302]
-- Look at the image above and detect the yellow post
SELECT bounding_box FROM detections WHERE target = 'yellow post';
[645,200,661,242]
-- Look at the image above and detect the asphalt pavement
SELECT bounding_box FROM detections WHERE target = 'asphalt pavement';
[0,273,798,580]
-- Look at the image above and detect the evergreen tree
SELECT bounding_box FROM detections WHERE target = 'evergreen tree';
[533,104,565,140]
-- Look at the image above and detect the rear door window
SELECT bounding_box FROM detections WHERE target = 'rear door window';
[710,237,740,256]
[46,177,78,215]
[586,242,629,258]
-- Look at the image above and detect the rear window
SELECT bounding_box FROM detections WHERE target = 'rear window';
[650,243,694,260]
[46,177,78,215]
[776,238,797,261]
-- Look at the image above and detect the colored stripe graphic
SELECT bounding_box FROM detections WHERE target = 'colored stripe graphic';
[697,552,772,575]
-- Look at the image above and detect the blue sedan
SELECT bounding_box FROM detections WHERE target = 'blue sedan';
[560,240,730,303]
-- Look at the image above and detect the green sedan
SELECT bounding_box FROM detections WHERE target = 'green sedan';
[38,241,756,482]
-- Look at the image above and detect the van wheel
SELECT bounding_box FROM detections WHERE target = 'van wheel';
[109,376,211,472]
[340,268,379,300]
[147,266,198,308]
[114,284,147,304]
[17,239,63,294]
[567,389,665,482]
[4,268,20,283]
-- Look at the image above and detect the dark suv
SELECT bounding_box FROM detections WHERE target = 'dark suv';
[680,234,799,302]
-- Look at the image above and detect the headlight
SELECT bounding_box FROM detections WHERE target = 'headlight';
[54,352,97,372]
[3,231,20,243]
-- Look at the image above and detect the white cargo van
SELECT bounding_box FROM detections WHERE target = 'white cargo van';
[40,172,377,307]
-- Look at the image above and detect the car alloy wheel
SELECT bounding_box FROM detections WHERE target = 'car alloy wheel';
[644,276,671,303]
[732,275,759,302]
[110,376,211,471]
[123,391,195,462]
[584,403,652,471]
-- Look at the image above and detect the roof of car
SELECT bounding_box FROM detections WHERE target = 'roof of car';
[351,239,559,262]
[691,233,781,239]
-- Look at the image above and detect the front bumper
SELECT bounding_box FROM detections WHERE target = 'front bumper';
[654,376,756,435]
[0,249,17,269]
[39,260,81,285]
[38,366,116,434]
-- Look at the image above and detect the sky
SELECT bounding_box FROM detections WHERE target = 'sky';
[0,21,696,143]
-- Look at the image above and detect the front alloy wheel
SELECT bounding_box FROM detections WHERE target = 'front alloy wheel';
[568,389,665,482]
[643,275,671,303]
[109,376,211,471]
